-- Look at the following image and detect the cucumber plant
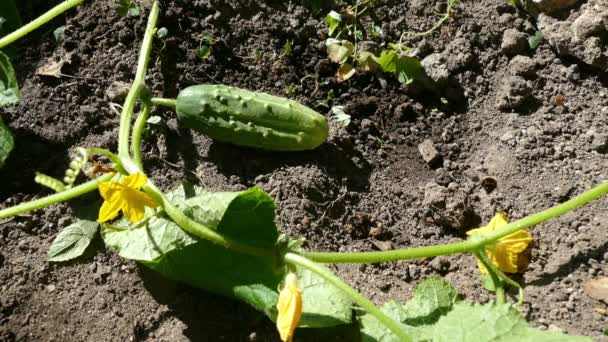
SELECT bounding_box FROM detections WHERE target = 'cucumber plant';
[0,2,604,341]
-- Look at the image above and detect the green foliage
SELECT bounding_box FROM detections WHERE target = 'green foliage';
[156,27,168,39]
[117,0,140,17]
[528,31,543,50]
[0,114,13,168]
[0,50,19,106]
[195,33,214,60]
[323,5,421,84]
[331,105,351,127]
[53,26,65,44]
[295,267,354,327]
[48,217,98,262]
[325,11,342,36]
[358,277,590,342]
[375,49,421,85]
[102,184,354,328]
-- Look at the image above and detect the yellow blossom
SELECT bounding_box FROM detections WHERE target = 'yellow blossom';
[97,173,159,223]
[466,212,533,274]
[276,273,302,342]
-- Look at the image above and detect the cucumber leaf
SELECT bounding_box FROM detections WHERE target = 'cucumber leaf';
[102,184,355,327]
[48,218,99,262]
[0,51,18,106]
[0,114,12,168]
[358,277,591,342]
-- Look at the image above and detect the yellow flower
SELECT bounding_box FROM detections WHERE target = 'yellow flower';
[466,212,533,274]
[97,173,159,223]
[276,273,302,342]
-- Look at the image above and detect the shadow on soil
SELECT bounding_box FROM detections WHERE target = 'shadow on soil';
[137,266,360,342]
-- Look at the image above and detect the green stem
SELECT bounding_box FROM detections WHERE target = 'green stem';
[476,251,505,304]
[117,1,159,157]
[284,253,412,342]
[305,181,608,264]
[0,173,114,220]
[131,103,151,170]
[150,97,176,109]
[0,0,84,49]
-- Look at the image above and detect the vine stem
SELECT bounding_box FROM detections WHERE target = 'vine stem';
[284,253,412,342]
[304,181,608,264]
[0,173,114,220]
[397,0,457,53]
[117,1,159,157]
[476,251,505,304]
[0,0,84,49]
[150,97,176,109]
[131,103,151,170]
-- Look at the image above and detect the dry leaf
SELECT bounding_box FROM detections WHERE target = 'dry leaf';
[36,60,65,78]
[583,277,608,303]
[326,39,354,64]
[336,63,355,82]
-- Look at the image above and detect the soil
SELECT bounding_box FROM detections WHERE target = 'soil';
[1,0,608,341]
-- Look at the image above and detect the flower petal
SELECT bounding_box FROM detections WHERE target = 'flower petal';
[121,189,148,222]
[276,273,302,342]
[98,181,124,201]
[98,193,125,222]
[121,173,148,189]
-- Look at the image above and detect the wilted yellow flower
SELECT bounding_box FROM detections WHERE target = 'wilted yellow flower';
[466,212,533,274]
[276,273,302,342]
[97,173,159,223]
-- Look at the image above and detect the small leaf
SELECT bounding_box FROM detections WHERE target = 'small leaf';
[0,51,19,106]
[326,39,354,64]
[325,11,342,36]
[0,114,13,168]
[331,105,350,127]
[53,26,65,43]
[528,31,543,50]
[375,49,397,73]
[156,27,168,39]
[146,115,162,125]
[336,63,355,82]
[357,51,380,72]
[117,0,140,17]
[394,55,421,85]
[48,219,98,262]
[195,46,212,59]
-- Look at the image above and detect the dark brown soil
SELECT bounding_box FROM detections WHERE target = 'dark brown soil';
[1,0,607,341]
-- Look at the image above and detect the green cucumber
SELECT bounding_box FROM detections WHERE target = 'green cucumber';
[175,84,328,151]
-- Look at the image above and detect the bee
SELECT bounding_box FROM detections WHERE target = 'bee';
[86,161,115,177]
[481,176,497,193]
[554,94,566,107]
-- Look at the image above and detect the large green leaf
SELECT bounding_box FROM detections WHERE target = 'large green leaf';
[102,185,282,313]
[281,267,354,328]
[358,277,590,342]
[48,218,98,262]
[0,114,12,167]
[102,184,355,327]
[0,51,18,106]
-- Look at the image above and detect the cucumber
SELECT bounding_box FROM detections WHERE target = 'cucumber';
[175,85,328,151]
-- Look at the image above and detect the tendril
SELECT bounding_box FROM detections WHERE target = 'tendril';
[34,148,88,193]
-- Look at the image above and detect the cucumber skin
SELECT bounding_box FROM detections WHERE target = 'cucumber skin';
[176,85,328,151]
